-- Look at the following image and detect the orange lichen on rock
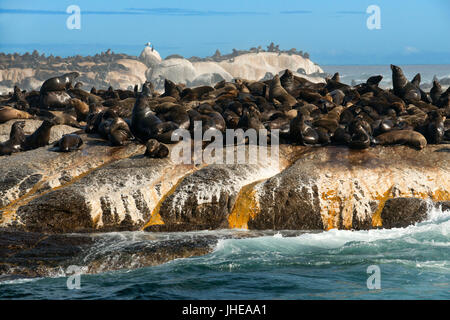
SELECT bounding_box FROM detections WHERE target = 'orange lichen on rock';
[371,186,394,228]
[228,180,262,229]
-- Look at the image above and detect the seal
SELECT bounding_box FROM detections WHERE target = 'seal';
[269,75,297,107]
[374,130,427,150]
[131,94,163,142]
[48,111,82,128]
[366,75,383,86]
[7,86,29,109]
[0,106,33,123]
[162,79,182,100]
[181,86,215,101]
[40,91,72,109]
[391,64,409,97]
[280,69,296,94]
[349,119,372,149]
[22,119,55,150]
[290,113,319,145]
[69,98,89,122]
[141,81,154,98]
[391,64,421,101]
[430,79,443,105]
[0,120,26,156]
[426,111,446,144]
[54,134,83,152]
[144,139,169,158]
[155,103,190,130]
[40,72,80,94]
[109,117,134,146]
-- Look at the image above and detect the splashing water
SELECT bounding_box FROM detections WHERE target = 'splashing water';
[1,206,449,299]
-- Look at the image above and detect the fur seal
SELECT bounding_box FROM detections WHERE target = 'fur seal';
[69,98,89,122]
[269,75,297,107]
[391,64,409,97]
[131,94,163,142]
[156,103,190,130]
[0,121,26,155]
[426,111,446,144]
[374,130,427,150]
[0,106,33,123]
[40,72,80,94]
[280,69,296,94]
[40,91,72,109]
[349,119,372,149]
[54,134,83,152]
[391,64,421,101]
[108,117,134,146]
[331,72,340,82]
[430,79,443,105]
[366,75,383,86]
[290,113,319,145]
[144,139,169,158]
[162,79,181,100]
[142,81,155,98]
[22,119,55,150]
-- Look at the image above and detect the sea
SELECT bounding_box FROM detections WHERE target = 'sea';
[321,64,450,89]
[0,204,448,300]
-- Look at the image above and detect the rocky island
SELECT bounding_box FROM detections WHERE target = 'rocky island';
[0,47,449,279]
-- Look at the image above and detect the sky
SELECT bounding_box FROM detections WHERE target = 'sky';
[0,0,449,65]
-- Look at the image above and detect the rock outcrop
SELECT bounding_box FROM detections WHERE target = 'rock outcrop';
[146,52,324,91]
[1,142,448,233]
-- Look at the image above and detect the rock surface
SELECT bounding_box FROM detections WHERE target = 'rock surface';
[146,52,324,91]
[233,145,449,231]
[1,142,448,233]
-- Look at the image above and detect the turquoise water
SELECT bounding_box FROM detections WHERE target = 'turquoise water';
[1,206,449,300]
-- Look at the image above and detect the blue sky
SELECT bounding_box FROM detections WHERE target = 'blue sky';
[0,0,449,65]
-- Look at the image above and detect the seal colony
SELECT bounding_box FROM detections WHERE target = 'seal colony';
[0,64,449,157]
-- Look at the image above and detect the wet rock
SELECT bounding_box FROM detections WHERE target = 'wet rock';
[230,145,449,230]
[381,198,429,228]
[15,153,196,233]
[0,134,145,226]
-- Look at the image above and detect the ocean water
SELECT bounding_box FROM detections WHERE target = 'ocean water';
[1,205,449,300]
[321,64,450,88]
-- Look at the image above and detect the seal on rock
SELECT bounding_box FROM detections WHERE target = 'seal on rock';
[40,72,80,94]
[269,75,297,107]
[374,130,427,150]
[131,94,163,142]
[290,113,319,145]
[22,119,55,150]
[0,106,33,123]
[0,121,26,156]
[144,139,169,158]
[53,134,83,152]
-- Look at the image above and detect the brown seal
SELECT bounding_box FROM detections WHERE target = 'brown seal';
[269,75,297,107]
[0,121,26,156]
[0,106,33,123]
[40,72,80,94]
[69,98,89,122]
[54,134,83,152]
[374,130,427,150]
[144,139,169,158]
[22,119,55,150]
